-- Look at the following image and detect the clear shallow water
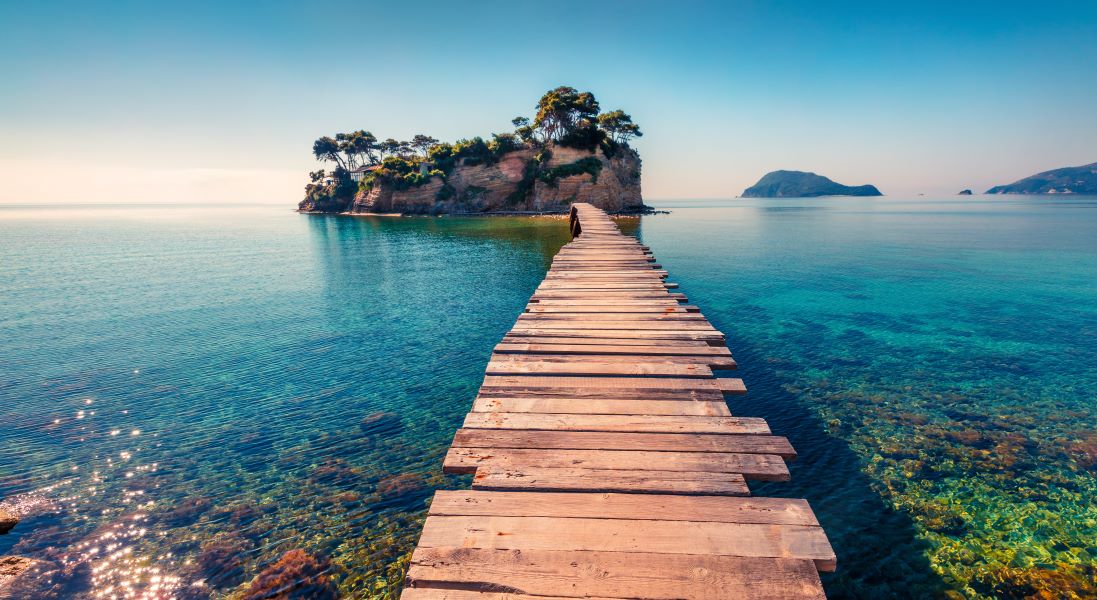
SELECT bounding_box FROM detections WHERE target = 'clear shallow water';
[1,198,1095,598]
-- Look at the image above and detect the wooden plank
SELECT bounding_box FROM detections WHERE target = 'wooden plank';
[402,589,615,600]
[485,360,714,378]
[517,313,711,321]
[427,491,820,526]
[471,396,731,416]
[443,447,790,480]
[510,322,718,332]
[495,343,731,356]
[482,376,743,392]
[717,378,748,393]
[417,515,835,570]
[406,549,826,600]
[506,330,724,342]
[461,413,783,439]
[502,335,715,346]
[450,430,788,453]
[470,466,751,496]
[476,387,727,403]
[490,353,736,369]
[524,306,691,313]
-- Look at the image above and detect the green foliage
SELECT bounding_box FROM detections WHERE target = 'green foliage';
[556,125,606,151]
[598,110,643,144]
[373,156,434,191]
[539,157,603,187]
[312,136,344,169]
[452,137,493,166]
[488,133,521,155]
[302,166,357,212]
[410,134,438,156]
[534,86,600,142]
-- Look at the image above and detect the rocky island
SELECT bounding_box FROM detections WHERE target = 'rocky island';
[741,170,882,197]
[986,162,1097,194]
[298,87,646,215]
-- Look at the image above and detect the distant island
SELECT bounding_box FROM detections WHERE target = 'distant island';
[298,87,647,215]
[986,162,1097,194]
[958,189,973,195]
[741,170,882,198]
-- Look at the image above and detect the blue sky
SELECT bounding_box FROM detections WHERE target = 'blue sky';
[1,0,1095,202]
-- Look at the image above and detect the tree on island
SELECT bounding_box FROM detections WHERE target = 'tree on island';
[533,86,601,142]
[598,110,643,144]
[312,136,347,170]
[411,134,439,156]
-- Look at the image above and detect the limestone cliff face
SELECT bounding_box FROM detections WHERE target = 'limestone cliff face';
[350,144,642,214]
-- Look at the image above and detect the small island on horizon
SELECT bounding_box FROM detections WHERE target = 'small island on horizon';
[741,170,883,198]
[298,87,648,215]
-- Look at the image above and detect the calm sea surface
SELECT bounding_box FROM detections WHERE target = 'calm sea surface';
[1,198,1095,599]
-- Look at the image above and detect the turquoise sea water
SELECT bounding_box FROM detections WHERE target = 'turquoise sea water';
[1,198,1095,598]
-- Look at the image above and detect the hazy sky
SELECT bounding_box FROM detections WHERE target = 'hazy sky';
[2,0,1095,203]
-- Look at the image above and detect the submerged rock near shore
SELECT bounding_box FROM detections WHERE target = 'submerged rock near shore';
[986,162,1097,194]
[742,170,882,197]
[0,508,17,534]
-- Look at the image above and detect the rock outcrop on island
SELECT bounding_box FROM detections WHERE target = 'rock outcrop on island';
[741,170,882,197]
[986,162,1097,194]
[350,144,642,214]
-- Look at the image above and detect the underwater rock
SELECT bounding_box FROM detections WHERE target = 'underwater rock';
[0,556,39,589]
[1067,431,1097,470]
[240,549,338,600]
[196,533,253,589]
[158,496,213,527]
[0,508,17,534]
[309,458,361,486]
[973,565,1097,599]
[359,411,404,436]
[376,473,426,499]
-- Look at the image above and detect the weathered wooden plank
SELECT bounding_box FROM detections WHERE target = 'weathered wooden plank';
[427,491,820,526]
[490,353,737,369]
[511,322,718,332]
[502,335,715,346]
[406,549,826,600]
[495,343,731,356]
[481,376,743,392]
[485,359,714,378]
[471,396,731,416]
[469,467,751,496]
[717,378,748,393]
[461,413,783,440]
[476,387,727,403]
[506,330,724,342]
[451,429,788,452]
[444,447,790,480]
[517,315,711,323]
[525,306,690,313]
[402,589,615,600]
[417,515,836,570]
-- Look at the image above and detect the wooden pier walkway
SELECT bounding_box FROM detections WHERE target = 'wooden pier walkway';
[401,203,835,599]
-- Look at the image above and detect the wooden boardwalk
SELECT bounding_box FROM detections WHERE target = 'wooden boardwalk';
[401,203,835,599]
